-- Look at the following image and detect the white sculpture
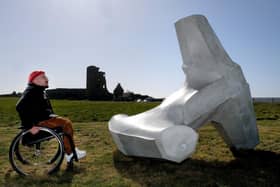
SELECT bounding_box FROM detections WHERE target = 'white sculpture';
[108,15,259,163]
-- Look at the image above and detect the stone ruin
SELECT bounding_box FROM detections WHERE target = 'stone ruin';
[87,66,112,100]
[47,66,157,101]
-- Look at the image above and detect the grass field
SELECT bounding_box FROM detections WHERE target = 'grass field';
[0,97,280,186]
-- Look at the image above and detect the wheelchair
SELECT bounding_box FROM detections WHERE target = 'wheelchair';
[9,126,78,176]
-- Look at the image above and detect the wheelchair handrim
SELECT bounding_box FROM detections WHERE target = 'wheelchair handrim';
[9,127,65,176]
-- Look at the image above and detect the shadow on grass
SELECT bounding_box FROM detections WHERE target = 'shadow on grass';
[3,165,86,186]
[113,149,280,186]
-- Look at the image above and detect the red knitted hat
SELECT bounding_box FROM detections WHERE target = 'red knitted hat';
[28,71,45,83]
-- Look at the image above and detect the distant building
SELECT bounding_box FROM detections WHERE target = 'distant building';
[253,97,280,103]
[113,83,124,101]
[86,66,112,100]
[46,66,112,100]
[46,88,87,100]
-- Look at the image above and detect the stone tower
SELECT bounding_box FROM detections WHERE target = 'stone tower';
[86,66,112,100]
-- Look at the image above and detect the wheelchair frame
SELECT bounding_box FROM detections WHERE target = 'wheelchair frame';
[9,126,78,176]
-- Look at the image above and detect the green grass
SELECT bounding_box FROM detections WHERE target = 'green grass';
[0,97,280,186]
[0,97,159,125]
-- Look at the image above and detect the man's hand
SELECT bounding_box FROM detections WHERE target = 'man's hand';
[30,126,40,135]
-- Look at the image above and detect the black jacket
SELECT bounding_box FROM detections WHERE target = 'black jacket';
[16,84,54,129]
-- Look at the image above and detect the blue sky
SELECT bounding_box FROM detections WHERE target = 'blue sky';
[0,0,279,98]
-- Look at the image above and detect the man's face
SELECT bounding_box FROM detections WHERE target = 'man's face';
[32,74,49,87]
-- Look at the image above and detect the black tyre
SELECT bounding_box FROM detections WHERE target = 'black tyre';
[9,127,65,176]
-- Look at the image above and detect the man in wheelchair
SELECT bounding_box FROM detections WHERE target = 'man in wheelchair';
[16,70,86,164]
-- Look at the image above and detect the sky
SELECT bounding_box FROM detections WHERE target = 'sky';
[0,0,279,98]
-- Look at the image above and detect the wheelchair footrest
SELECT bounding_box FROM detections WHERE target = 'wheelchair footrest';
[66,160,74,171]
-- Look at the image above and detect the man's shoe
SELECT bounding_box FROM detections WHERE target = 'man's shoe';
[75,148,86,159]
[65,148,86,162]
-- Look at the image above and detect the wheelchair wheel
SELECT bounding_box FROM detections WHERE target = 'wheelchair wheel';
[9,127,65,176]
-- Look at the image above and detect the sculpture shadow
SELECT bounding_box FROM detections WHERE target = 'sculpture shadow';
[113,149,280,186]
